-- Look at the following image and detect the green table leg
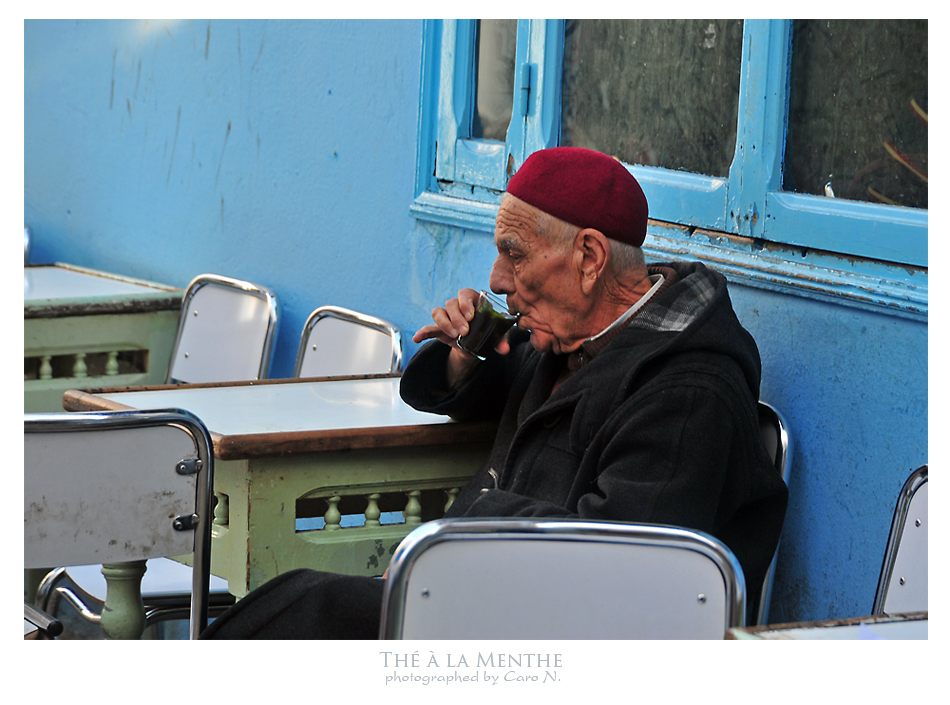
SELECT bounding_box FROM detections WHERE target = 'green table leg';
[100,561,147,640]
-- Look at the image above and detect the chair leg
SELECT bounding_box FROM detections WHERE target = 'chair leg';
[24,602,63,638]
[36,567,106,639]
[50,586,103,625]
[34,567,71,611]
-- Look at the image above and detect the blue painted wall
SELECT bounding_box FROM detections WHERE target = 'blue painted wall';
[25,19,431,378]
[24,19,927,624]
[729,283,926,621]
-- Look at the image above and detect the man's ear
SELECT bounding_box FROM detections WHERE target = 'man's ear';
[573,228,610,295]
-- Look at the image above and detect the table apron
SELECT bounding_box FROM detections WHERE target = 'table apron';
[24,310,179,412]
[202,441,490,596]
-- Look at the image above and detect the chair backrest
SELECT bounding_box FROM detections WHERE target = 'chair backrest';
[24,408,215,638]
[294,305,402,378]
[167,273,278,384]
[380,518,746,639]
[753,401,793,624]
[873,465,928,615]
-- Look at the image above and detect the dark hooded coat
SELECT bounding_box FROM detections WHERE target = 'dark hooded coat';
[400,261,788,611]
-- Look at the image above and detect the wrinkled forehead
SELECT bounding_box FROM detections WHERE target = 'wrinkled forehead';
[494,194,544,249]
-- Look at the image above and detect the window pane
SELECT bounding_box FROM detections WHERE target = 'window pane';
[783,20,928,209]
[561,19,743,177]
[472,19,517,142]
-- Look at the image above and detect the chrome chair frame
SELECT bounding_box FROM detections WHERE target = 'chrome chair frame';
[167,273,279,384]
[293,305,403,378]
[25,408,215,639]
[872,464,928,615]
[24,601,63,639]
[380,517,746,640]
[754,401,793,625]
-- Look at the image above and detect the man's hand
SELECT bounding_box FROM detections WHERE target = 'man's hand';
[412,288,510,388]
[412,288,480,346]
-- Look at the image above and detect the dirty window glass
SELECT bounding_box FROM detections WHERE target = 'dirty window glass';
[783,20,928,209]
[472,19,517,142]
[561,19,743,177]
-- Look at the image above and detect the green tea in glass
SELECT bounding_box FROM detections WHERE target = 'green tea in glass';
[457,291,520,360]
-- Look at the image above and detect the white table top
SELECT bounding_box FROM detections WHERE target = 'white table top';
[24,264,177,303]
[95,377,454,436]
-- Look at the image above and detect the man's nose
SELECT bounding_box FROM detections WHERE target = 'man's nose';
[489,255,513,294]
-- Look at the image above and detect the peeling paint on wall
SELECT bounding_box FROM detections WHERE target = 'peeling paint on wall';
[407,220,496,311]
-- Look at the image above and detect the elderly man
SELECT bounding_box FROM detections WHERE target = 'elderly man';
[202,147,787,639]
[401,146,786,597]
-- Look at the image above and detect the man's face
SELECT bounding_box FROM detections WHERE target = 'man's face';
[488,195,588,354]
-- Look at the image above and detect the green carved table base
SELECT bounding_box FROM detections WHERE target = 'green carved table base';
[180,443,486,598]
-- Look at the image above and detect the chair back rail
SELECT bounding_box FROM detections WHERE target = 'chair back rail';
[753,401,793,625]
[873,465,928,615]
[168,273,278,384]
[381,518,745,640]
[294,305,402,378]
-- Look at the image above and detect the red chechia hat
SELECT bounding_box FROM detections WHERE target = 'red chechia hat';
[506,147,649,247]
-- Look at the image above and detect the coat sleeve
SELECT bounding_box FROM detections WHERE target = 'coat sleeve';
[399,332,532,422]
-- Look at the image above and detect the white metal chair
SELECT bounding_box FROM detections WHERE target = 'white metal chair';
[872,464,927,615]
[167,273,279,384]
[25,408,215,639]
[152,273,277,614]
[380,518,746,639]
[294,305,402,378]
[753,401,793,625]
[32,275,276,638]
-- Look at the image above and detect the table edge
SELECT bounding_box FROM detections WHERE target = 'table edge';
[25,295,183,319]
[213,422,497,459]
[725,610,928,639]
[26,263,182,291]
[62,373,401,397]
[61,380,498,460]
[24,263,183,318]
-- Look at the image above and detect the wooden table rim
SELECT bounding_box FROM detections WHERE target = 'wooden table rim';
[61,373,498,460]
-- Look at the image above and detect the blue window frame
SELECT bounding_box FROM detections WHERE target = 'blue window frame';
[413,19,564,231]
[412,20,927,317]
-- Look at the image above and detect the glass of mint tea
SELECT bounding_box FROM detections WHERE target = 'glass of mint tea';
[457,291,520,360]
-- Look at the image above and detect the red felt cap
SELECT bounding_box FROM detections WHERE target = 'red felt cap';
[506,147,648,247]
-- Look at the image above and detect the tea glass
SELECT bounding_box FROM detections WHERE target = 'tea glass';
[457,291,520,360]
